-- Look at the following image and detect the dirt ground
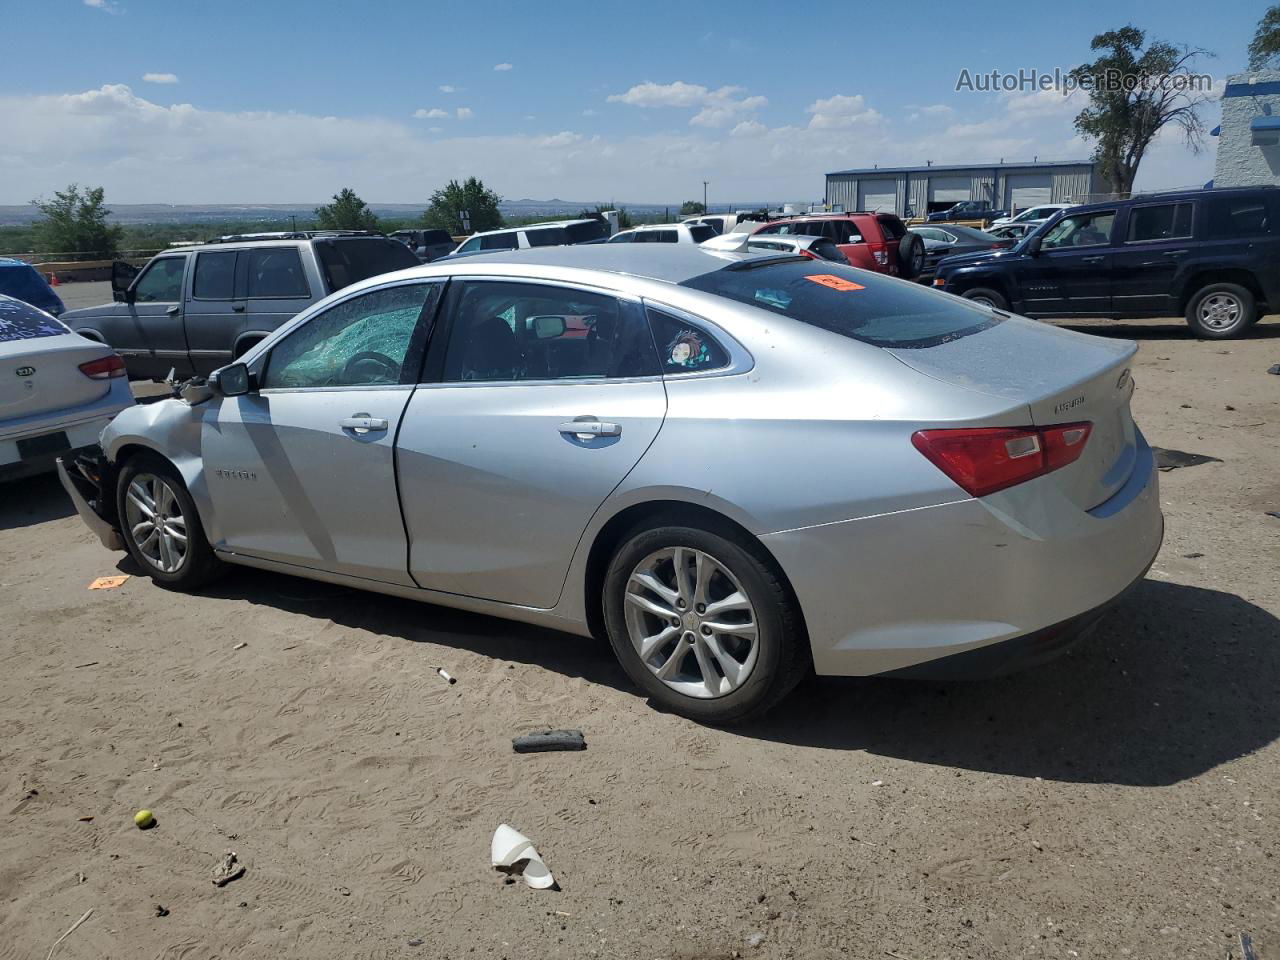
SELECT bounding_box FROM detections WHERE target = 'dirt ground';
[2,309,1279,960]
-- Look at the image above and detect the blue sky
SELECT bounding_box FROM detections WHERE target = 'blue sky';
[0,0,1260,204]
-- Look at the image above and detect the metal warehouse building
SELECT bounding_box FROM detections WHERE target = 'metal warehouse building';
[824,160,1101,217]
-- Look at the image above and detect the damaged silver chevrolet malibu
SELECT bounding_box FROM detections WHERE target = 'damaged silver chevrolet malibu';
[59,245,1163,724]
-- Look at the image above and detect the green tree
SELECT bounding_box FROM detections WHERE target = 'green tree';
[1249,5,1280,69]
[30,184,123,257]
[679,200,706,216]
[422,177,504,234]
[314,188,380,231]
[1069,26,1213,197]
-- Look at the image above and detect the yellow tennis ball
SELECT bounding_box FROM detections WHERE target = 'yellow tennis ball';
[134,809,154,829]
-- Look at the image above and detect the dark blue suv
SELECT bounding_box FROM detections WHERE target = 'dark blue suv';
[933,186,1280,339]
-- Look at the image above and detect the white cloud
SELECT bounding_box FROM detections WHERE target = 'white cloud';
[805,94,883,130]
[438,84,457,94]
[456,107,473,120]
[582,108,597,117]
[609,81,767,128]
[608,81,718,108]
[413,108,449,119]
[493,63,514,72]
[84,0,121,11]
[142,73,178,85]
[0,82,1209,205]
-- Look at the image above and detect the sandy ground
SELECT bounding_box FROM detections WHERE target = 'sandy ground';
[2,308,1279,960]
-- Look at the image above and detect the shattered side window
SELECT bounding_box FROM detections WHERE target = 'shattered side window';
[0,297,68,342]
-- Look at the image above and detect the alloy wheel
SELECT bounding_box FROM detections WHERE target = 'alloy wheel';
[623,546,759,699]
[124,473,189,574]
[1198,293,1243,331]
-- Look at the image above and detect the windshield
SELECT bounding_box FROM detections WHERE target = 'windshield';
[315,238,418,292]
[680,259,1000,349]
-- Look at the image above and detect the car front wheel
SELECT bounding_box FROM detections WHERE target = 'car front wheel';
[117,454,224,589]
[603,523,808,724]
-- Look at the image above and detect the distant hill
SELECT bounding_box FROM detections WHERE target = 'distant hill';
[0,199,783,226]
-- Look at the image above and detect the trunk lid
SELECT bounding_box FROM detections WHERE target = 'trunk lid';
[0,333,114,423]
[886,316,1138,510]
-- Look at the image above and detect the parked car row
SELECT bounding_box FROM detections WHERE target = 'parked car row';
[934,185,1279,339]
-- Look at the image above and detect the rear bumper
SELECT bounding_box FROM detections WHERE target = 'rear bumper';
[0,384,133,478]
[763,432,1164,677]
[56,451,125,551]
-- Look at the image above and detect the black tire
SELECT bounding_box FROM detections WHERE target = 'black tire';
[116,452,225,590]
[962,286,1009,311]
[898,233,926,280]
[602,523,809,725]
[1185,283,1256,339]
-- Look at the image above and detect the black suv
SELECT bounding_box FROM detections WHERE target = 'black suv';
[62,231,418,379]
[933,186,1279,339]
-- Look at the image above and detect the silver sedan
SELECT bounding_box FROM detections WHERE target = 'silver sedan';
[60,246,1163,724]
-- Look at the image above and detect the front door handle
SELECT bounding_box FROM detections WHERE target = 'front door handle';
[1162,249,1189,257]
[339,415,389,434]
[166,305,180,316]
[1080,256,1105,264]
[559,419,622,439]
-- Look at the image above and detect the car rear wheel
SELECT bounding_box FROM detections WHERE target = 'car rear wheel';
[117,454,224,590]
[1186,283,1255,339]
[603,524,808,724]
[899,233,926,280]
[961,287,1009,310]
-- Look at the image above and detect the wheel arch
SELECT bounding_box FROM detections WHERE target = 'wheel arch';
[1176,268,1267,314]
[948,272,1010,301]
[109,437,216,545]
[580,498,807,644]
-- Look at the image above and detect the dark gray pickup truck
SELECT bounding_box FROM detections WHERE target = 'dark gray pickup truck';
[61,231,418,380]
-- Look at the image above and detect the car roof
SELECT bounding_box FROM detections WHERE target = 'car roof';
[427,243,758,283]
[1068,185,1277,215]
[0,257,39,269]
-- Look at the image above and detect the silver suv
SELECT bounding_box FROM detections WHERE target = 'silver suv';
[61,231,418,380]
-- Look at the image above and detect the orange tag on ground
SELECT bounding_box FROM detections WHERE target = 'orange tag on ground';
[88,575,130,590]
[805,274,865,291]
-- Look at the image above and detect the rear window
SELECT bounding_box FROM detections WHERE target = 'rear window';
[0,296,67,342]
[876,216,906,240]
[315,238,419,293]
[249,248,310,299]
[680,260,1000,349]
[565,220,608,244]
[687,224,716,243]
[193,251,237,299]
[421,230,453,245]
[635,230,678,243]
[1205,196,1271,238]
[524,228,564,248]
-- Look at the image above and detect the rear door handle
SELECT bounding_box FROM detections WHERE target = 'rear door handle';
[1162,249,1189,257]
[1080,256,1105,264]
[339,415,388,434]
[232,304,246,312]
[559,419,621,438]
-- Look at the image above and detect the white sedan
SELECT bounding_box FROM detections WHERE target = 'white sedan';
[1,295,134,482]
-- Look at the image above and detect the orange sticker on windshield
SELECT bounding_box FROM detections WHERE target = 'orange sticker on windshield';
[805,274,865,291]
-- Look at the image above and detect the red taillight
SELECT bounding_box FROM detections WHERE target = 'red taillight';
[799,248,819,259]
[911,422,1092,497]
[78,354,127,380]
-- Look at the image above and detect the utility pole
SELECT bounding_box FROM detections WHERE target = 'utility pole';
[702,180,709,213]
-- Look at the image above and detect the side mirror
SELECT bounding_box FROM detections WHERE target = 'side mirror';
[209,362,253,398]
[111,260,139,303]
[530,315,567,340]
[1025,236,1043,257]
